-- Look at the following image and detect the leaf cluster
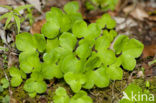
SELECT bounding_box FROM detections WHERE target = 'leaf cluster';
[0,5,33,33]
[14,1,144,98]
[85,0,118,11]
[53,87,92,103]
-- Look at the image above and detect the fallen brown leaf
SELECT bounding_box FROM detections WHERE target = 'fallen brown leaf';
[30,19,46,34]
[142,44,156,58]
[123,5,149,21]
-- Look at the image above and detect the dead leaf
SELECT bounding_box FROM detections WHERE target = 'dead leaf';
[123,5,149,21]
[27,0,42,12]
[30,19,46,34]
[0,0,8,5]
[143,44,156,58]
[148,16,156,21]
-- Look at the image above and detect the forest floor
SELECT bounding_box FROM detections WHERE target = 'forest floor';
[0,0,156,103]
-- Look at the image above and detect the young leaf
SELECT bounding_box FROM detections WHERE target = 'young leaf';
[121,54,136,71]
[122,38,144,58]
[0,12,11,21]
[10,76,22,87]
[96,13,116,29]
[53,87,70,103]
[46,38,59,53]
[16,32,36,51]
[9,67,24,87]
[97,49,116,65]
[4,13,12,29]
[42,63,63,79]
[64,1,79,14]
[60,54,81,73]
[85,23,101,40]
[33,33,46,52]
[1,78,9,89]
[106,64,123,80]
[72,20,88,38]
[113,35,129,54]
[59,32,77,51]
[76,39,92,59]
[95,36,111,51]
[24,79,47,95]
[64,72,86,93]
[83,67,110,89]
[70,91,93,103]
[13,15,20,34]
[103,30,117,42]
[60,14,72,32]
[84,52,102,71]
[41,21,60,38]
[19,50,40,73]
[14,5,32,12]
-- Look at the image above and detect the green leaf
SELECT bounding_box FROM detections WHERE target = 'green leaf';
[19,50,40,73]
[16,32,36,51]
[0,85,3,92]
[84,67,110,89]
[60,53,81,73]
[10,76,22,87]
[2,95,10,103]
[41,21,60,38]
[96,13,116,29]
[0,5,12,10]
[43,49,60,64]
[84,52,102,71]
[67,13,82,24]
[64,1,79,14]
[103,30,117,42]
[9,67,21,77]
[24,79,47,94]
[70,91,93,103]
[121,54,136,71]
[4,13,12,29]
[72,20,88,38]
[46,7,63,24]
[1,78,9,89]
[42,63,63,79]
[85,23,101,40]
[46,38,59,53]
[113,35,129,54]
[33,33,46,52]
[13,15,20,34]
[64,72,86,93]
[14,5,32,12]
[60,14,72,32]
[59,32,77,51]
[106,64,123,80]
[76,39,92,59]
[95,35,111,51]
[122,38,144,58]
[0,12,11,21]
[97,49,116,65]
[53,87,70,103]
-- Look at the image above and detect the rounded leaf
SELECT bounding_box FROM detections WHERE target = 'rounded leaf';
[41,21,60,38]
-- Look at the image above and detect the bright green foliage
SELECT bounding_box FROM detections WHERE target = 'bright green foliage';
[15,1,144,99]
[53,87,92,103]
[86,0,118,11]
[64,72,86,92]
[96,14,116,29]
[0,5,32,33]
[120,83,155,103]
[0,78,9,89]
[9,67,25,87]
[53,87,70,103]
